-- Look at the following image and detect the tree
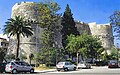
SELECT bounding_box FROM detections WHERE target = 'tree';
[66,33,104,65]
[110,11,120,38]
[35,1,62,65]
[108,46,120,60]
[29,53,34,64]
[3,16,33,58]
[84,35,104,61]
[5,54,15,61]
[61,4,79,49]
[37,1,61,28]
[0,47,6,62]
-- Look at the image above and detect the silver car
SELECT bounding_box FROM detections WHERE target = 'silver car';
[77,62,91,69]
[56,61,76,71]
[5,61,34,74]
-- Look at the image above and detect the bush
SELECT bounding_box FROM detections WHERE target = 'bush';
[15,58,20,61]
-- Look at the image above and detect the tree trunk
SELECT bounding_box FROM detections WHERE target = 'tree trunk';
[16,34,20,59]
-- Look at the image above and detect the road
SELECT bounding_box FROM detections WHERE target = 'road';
[46,66,120,75]
[1,66,120,75]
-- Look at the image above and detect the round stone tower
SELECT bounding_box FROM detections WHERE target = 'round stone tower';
[10,2,43,62]
[9,2,63,63]
[88,22,114,53]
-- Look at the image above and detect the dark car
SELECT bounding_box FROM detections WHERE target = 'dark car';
[0,63,6,73]
[108,60,119,68]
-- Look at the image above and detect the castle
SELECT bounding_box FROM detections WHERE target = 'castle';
[8,2,114,61]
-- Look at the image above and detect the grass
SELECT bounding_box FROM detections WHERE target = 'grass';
[34,64,56,70]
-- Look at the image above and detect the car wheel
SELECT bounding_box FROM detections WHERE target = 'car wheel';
[57,70,60,71]
[89,66,91,69]
[73,67,76,70]
[64,68,68,71]
[30,69,34,73]
[12,69,17,74]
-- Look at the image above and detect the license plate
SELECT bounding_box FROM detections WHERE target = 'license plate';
[112,63,115,65]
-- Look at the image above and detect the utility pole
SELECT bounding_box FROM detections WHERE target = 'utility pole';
[117,43,119,65]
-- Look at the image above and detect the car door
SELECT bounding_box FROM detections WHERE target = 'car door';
[14,62,24,71]
[68,62,74,70]
[21,62,31,72]
[65,62,69,70]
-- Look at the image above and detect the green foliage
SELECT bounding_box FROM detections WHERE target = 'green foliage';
[29,53,34,64]
[36,1,61,66]
[61,4,79,48]
[0,47,6,62]
[15,58,20,61]
[102,50,109,62]
[29,53,34,60]
[108,46,120,60]
[66,32,104,62]
[5,54,15,60]
[37,1,60,28]
[20,54,27,60]
[3,16,33,58]
[110,11,120,38]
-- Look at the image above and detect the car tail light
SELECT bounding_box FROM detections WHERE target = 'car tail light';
[10,66,12,69]
[63,66,64,68]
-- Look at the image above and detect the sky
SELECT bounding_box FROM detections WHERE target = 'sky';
[0,0,120,46]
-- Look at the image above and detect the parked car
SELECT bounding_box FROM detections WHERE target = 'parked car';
[5,61,34,74]
[0,63,7,73]
[77,61,91,69]
[56,61,76,71]
[108,60,120,68]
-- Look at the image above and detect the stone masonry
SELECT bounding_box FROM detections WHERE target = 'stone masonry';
[8,2,114,62]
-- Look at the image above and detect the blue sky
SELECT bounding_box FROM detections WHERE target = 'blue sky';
[0,0,120,45]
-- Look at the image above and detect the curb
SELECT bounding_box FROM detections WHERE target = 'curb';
[35,69,56,73]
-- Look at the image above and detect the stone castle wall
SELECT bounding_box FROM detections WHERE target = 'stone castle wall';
[9,2,114,60]
[9,2,63,62]
[10,2,42,61]
[88,22,114,50]
[75,21,91,35]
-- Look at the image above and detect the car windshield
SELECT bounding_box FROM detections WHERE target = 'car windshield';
[15,62,21,65]
[58,62,64,65]
[21,62,30,66]
[109,60,117,63]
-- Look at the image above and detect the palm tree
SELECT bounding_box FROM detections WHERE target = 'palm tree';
[3,16,33,58]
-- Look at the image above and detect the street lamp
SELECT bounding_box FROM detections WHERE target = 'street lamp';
[116,43,119,64]
[53,41,58,65]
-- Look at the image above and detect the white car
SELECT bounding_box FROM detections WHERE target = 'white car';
[5,61,34,74]
[77,62,91,69]
[56,61,76,71]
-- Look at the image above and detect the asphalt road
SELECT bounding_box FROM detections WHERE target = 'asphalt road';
[1,66,120,75]
[46,66,120,75]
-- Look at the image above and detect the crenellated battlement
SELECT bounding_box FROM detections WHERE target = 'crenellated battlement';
[88,22,112,35]
[12,2,35,11]
[13,1,34,6]
[88,22,113,49]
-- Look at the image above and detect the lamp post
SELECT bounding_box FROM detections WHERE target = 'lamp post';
[53,41,58,65]
[117,43,119,64]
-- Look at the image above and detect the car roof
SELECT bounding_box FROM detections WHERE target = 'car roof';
[109,60,117,62]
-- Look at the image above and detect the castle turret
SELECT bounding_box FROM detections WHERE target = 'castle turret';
[10,2,42,62]
[88,22,114,53]
[10,2,63,63]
